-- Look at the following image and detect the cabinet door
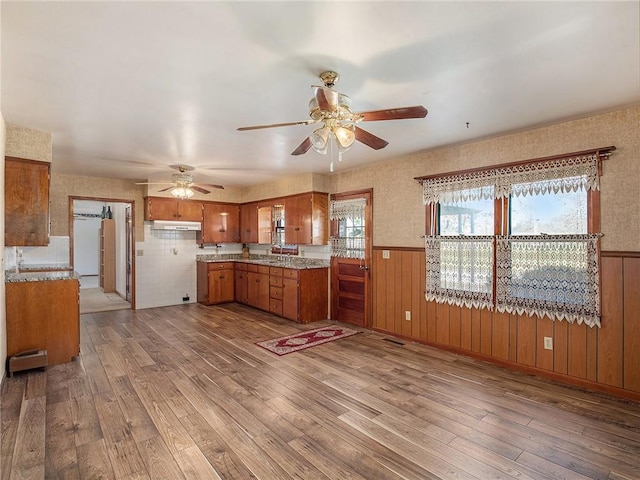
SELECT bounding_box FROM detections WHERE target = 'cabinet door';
[202,203,240,243]
[208,269,234,303]
[285,194,313,245]
[257,206,273,244]
[178,201,203,222]
[145,197,178,220]
[240,203,258,244]
[234,269,248,304]
[282,277,299,321]
[247,272,269,310]
[5,157,50,246]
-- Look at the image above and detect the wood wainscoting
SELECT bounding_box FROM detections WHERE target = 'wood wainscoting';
[372,247,640,399]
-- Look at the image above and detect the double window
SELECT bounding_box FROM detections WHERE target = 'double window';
[419,148,613,327]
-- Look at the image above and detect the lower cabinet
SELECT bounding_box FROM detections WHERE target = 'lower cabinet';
[197,261,234,305]
[6,279,80,366]
[198,261,328,323]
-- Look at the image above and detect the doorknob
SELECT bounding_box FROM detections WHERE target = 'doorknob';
[359,265,370,271]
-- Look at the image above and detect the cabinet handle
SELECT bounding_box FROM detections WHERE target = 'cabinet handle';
[219,275,225,279]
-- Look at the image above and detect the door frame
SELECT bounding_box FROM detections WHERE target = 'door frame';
[330,188,373,328]
[69,196,136,309]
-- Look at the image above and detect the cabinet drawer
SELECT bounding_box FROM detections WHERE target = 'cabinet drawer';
[269,267,283,277]
[283,268,299,279]
[269,298,283,316]
[208,262,234,271]
[269,275,283,287]
[246,264,258,273]
[270,286,283,299]
[257,265,270,275]
[235,263,248,271]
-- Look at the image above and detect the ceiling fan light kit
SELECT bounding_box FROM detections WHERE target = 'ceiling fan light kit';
[136,164,224,198]
[237,70,428,171]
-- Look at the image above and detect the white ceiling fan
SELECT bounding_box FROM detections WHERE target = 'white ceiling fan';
[136,164,224,198]
[238,71,428,171]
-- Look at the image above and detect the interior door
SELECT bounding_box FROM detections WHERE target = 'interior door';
[330,190,372,328]
[125,205,133,302]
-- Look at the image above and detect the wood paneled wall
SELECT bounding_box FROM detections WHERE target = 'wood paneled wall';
[372,247,640,399]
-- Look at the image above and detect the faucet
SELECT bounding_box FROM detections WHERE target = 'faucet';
[273,244,283,261]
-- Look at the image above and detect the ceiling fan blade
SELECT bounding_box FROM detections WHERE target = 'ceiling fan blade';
[237,120,316,131]
[313,86,339,111]
[354,126,389,150]
[135,182,173,185]
[358,105,428,122]
[191,186,211,194]
[158,186,174,192]
[197,183,225,190]
[291,137,312,156]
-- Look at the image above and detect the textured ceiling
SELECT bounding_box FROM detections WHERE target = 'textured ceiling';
[2,1,639,188]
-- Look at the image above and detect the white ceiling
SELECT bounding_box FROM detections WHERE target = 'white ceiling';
[2,1,639,188]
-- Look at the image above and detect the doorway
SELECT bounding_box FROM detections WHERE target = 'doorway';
[70,197,136,313]
[330,189,373,328]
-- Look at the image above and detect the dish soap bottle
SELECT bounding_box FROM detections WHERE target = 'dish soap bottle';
[242,244,250,259]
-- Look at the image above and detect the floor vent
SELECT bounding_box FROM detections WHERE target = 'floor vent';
[383,338,405,346]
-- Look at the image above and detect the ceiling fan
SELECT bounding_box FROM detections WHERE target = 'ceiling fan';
[237,71,428,167]
[136,164,224,198]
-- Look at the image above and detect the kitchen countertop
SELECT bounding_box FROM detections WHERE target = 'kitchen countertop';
[196,254,329,270]
[15,263,73,272]
[5,270,81,283]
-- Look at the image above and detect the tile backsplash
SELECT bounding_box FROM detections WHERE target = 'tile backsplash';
[4,236,70,269]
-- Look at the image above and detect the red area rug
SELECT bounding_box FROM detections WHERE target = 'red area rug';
[256,325,360,356]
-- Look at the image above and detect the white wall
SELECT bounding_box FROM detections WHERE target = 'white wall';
[73,218,100,275]
[113,203,127,298]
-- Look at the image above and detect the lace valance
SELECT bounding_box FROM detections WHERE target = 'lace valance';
[330,237,365,259]
[422,154,600,204]
[329,197,367,220]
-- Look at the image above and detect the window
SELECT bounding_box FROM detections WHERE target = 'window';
[330,197,366,259]
[418,148,613,327]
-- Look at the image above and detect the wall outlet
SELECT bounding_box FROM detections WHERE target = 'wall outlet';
[136,249,144,256]
[382,250,390,259]
[543,337,553,350]
[182,294,190,302]
[405,311,411,321]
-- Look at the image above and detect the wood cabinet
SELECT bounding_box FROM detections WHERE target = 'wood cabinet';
[199,203,240,244]
[5,157,50,246]
[246,265,270,311]
[6,279,80,366]
[144,197,203,222]
[197,262,235,305]
[100,219,116,293]
[269,266,328,323]
[240,202,258,244]
[257,206,273,245]
[284,192,328,245]
[234,263,249,304]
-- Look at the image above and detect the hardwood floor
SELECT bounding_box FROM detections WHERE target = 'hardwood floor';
[3,303,640,479]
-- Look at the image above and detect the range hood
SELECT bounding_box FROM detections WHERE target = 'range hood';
[150,220,201,231]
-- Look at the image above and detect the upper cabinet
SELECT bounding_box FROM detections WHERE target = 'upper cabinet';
[5,157,50,246]
[144,197,203,222]
[284,192,328,245]
[240,202,258,244]
[199,203,240,244]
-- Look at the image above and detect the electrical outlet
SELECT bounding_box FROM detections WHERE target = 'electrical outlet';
[405,311,411,321]
[544,337,553,350]
[382,250,390,259]
[182,294,190,302]
[136,249,144,256]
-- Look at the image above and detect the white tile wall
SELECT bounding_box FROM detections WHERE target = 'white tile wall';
[3,236,70,269]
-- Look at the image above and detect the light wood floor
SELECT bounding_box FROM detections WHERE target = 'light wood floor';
[3,303,640,479]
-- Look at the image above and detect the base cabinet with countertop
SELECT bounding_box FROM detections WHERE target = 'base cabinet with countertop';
[6,276,80,366]
[197,261,234,305]
[269,266,328,323]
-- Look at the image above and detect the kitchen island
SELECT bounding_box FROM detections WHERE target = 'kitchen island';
[5,269,81,367]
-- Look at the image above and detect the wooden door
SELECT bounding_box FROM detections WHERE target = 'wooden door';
[202,203,239,243]
[330,190,372,328]
[285,194,310,245]
[257,206,272,244]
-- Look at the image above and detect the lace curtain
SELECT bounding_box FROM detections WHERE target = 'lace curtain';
[425,236,494,310]
[423,154,599,204]
[496,234,601,327]
[330,197,366,259]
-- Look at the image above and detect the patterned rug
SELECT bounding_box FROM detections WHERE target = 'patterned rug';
[256,325,360,356]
